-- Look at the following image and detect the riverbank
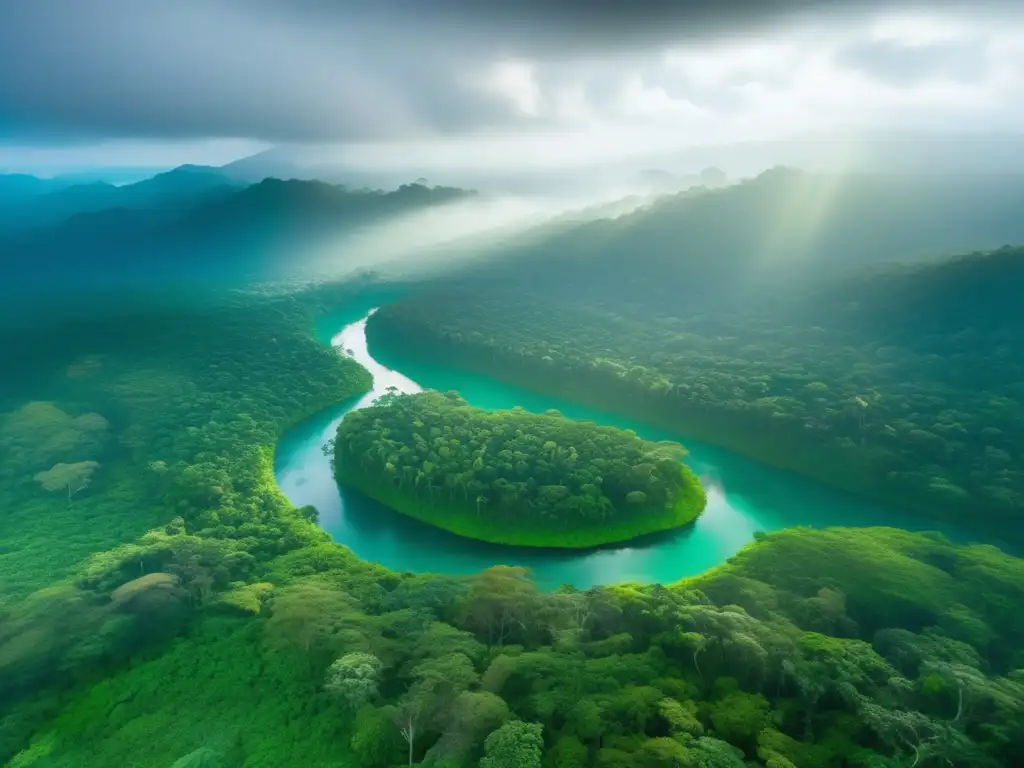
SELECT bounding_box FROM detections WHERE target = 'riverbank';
[364,308,1016,546]
[276,309,1009,589]
[331,389,707,549]
[335,453,706,549]
[14,291,1023,768]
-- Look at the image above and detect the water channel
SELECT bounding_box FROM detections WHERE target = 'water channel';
[275,307,983,589]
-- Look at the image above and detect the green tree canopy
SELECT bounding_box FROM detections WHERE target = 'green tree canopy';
[334,390,705,547]
[33,460,101,502]
[325,652,383,709]
[480,721,544,768]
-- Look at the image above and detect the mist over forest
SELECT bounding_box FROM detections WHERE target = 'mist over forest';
[3,2,1024,768]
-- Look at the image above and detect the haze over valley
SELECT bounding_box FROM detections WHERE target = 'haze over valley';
[3,2,1024,768]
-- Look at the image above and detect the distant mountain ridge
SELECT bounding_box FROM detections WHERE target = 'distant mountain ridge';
[0,177,475,298]
[0,174,70,203]
[214,132,1024,194]
[411,166,1024,327]
[0,165,246,233]
[0,161,479,234]
[808,244,1024,340]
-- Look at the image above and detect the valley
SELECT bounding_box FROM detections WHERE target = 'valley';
[278,311,1008,590]
[2,173,1023,768]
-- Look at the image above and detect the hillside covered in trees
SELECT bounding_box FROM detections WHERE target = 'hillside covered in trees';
[0,277,1022,767]
[366,240,1024,545]
[10,0,1024,761]
[0,283,377,755]
[7,519,1024,768]
[0,165,247,234]
[0,178,472,302]
[332,390,705,548]
[441,169,1024,316]
[3,169,1024,766]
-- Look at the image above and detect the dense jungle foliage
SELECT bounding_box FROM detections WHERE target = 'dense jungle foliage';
[332,390,705,547]
[439,169,1024,315]
[0,178,471,300]
[0,283,380,760]
[8,525,1024,768]
[4,165,1024,766]
[0,277,1022,767]
[366,244,1024,544]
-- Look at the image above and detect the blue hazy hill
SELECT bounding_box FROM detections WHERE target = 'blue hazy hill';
[0,177,474,306]
[0,165,245,232]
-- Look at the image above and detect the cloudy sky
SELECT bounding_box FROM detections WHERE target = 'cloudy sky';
[1,0,1022,174]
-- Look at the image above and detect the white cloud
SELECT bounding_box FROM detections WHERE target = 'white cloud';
[512,9,1024,147]
[868,11,982,44]
[613,76,709,122]
[5,7,1024,176]
[464,60,543,117]
[662,40,800,91]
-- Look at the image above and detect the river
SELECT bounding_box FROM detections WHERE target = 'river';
[275,308,984,589]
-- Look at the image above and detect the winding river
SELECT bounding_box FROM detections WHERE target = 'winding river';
[275,307,985,589]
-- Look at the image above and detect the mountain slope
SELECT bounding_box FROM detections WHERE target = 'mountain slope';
[437,168,1024,316]
[366,205,1024,541]
[0,166,244,232]
[0,179,475,299]
[0,174,74,203]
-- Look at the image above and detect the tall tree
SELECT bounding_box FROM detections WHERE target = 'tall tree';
[325,652,383,709]
[264,582,359,659]
[479,721,544,768]
[33,460,101,503]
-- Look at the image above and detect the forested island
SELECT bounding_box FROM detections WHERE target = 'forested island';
[332,390,706,548]
[3,168,1024,767]
[366,244,1024,543]
[2,281,1023,768]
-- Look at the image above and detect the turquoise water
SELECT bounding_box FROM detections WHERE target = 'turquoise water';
[275,309,987,589]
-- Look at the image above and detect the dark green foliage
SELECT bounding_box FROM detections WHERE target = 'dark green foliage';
[0,178,473,298]
[0,283,375,760]
[547,735,587,768]
[350,705,403,767]
[1,285,373,605]
[7,508,1024,767]
[3,276,1024,768]
[480,721,544,768]
[366,244,1024,543]
[444,169,1024,314]
[170,746,225,768]
[5,616,362,767]
[333,390,705,547]
[325,652,385,709]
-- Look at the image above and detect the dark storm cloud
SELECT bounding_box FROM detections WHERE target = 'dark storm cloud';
[0,1,510,143]
[836,39,990,85]
[0,0,1011,144]
[263,0,957,51]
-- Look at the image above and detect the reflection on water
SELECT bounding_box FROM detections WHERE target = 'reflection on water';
[275,309,987,589]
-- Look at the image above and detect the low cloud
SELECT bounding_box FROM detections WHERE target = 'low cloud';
[1,1,1022,173]
[836,39,989,85]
